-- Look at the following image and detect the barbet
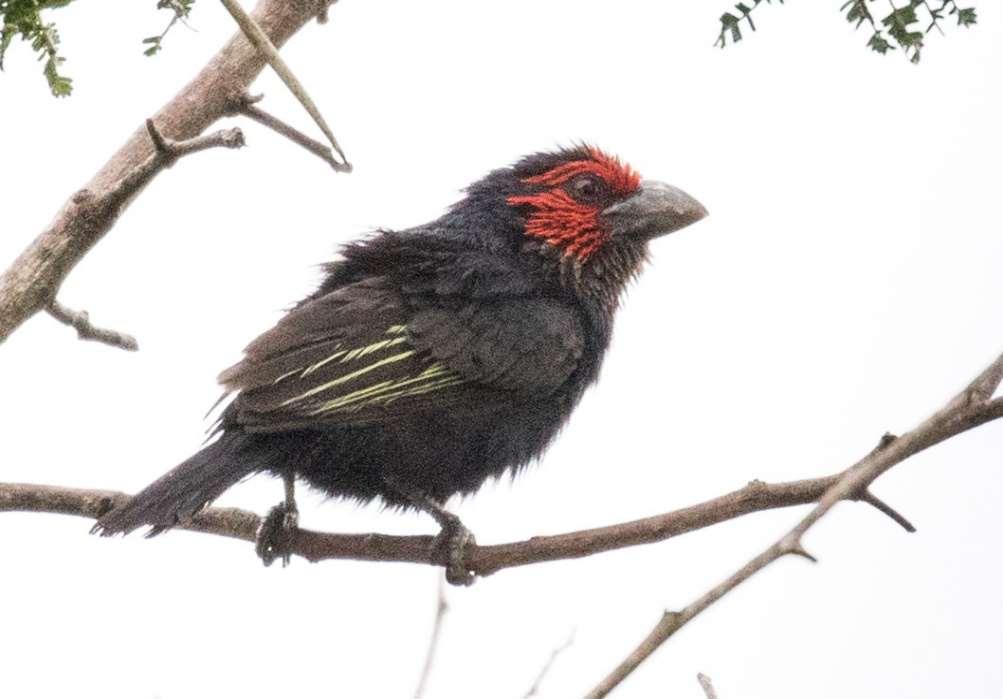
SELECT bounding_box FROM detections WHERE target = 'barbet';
[95,146,707,583]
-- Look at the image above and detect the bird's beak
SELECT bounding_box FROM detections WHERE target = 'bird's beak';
[602,180,708,240]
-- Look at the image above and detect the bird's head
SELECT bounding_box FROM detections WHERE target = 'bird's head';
[506,145,706,260]
[456,145,706,291]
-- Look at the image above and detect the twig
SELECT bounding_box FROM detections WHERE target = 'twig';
[46,300,138,351]
[218,0,350,170]
[32,121,243,350]
[921,0,947,35]
[522,630,575,698]
[858,489,916,532]
[413,578,449,699]
[36,120,243,350]
[145,118,245,163]
[228,92,350,171]
[584,350,1003,698]
[697,673,718,699]
[0,0,337,346]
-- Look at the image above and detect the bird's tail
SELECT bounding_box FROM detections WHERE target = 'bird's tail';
[93,431,257,537]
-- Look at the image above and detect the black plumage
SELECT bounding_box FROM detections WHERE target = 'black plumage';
[95,146,707,568]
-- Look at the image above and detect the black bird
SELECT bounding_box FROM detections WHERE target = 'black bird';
[94,146,707,583]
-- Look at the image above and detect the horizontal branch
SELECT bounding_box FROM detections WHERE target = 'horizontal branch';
[0,471,898,576]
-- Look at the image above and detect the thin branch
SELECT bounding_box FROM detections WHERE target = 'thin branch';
[228,92,350,171]
[858,489,916,532]
[584,349,1003,698]
[46,300,139,351]
[921,0,947,35]
[145,118,245,162]
[413,578,449,699]
[0,472,899,576]
[522,630,575,698]
[6,357,999,577]
[0,0,338,347]
[697,673,719,699]
[218,0,350,169]
[32,120,244,350]
[32,121,243,351]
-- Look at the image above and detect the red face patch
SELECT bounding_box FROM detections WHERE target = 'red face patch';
[507,147,641,261]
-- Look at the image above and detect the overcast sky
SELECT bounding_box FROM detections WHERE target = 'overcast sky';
[2,1,1002,698]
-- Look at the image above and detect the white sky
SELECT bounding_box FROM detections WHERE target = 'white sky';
[1,1,1002,698]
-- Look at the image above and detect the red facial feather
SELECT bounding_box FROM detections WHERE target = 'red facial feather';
[507,148,641,261]
[521,147,640,195]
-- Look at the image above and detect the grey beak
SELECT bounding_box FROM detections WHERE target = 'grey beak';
[602,180,708,240]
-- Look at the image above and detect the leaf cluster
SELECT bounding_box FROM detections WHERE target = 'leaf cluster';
[142,0,194,57]
[0,0,75,97]
[716,0,977,62]
[0,0,194,96]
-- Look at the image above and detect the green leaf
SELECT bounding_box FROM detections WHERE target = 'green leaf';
[842,0,874,29]
[956,7,977,26]
[717,12,743,46]
[43,54,72,96]
[867,31,895,54]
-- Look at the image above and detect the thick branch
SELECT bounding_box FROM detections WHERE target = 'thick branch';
[0,0,335,346]
[584,350,1003,698]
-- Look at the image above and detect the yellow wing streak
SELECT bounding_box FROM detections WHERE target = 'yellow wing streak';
[310,366,465,415]
[279,349,418,407]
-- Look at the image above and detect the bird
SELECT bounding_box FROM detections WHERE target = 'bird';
[93,145,707,584]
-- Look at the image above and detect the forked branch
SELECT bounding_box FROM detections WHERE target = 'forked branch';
[0,0,338,348]
[584,350,1003,698]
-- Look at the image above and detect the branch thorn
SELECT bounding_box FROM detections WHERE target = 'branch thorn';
[858,489,916,532]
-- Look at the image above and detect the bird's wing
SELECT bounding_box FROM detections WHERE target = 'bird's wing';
[218,278,585,432]
[406,297,585,395]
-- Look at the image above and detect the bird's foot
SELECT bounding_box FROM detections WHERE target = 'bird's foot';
[431,511,477,587]
[382,475,477,586]
[255,500,299,567]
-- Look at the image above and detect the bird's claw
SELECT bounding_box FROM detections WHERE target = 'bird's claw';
[255,501,299,567]
[433,515,476,587]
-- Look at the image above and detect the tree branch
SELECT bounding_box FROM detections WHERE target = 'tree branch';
[521,630,575,698]
[413,578,449,699]
[0,0,337,347]
[584,350,1003,698]
[0,473,889,575]
[219,0,350,169]
[228,92,350,171]
[697,673,719,699]
[46,300,139,351]
[144,118,246,162]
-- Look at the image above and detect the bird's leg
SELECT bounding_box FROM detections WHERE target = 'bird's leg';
[384,477,476,587]
[255,470,299,567]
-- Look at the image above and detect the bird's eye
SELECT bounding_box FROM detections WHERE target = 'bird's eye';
[568,174,605,203]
